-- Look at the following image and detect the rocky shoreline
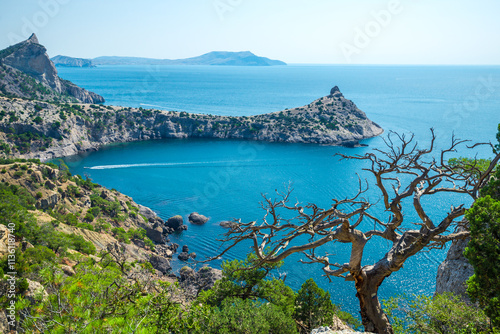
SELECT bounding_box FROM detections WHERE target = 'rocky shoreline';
[0,86,383,161]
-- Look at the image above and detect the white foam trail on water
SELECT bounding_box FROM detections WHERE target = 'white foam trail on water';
[140,103,169,108]
[87,160,252,170]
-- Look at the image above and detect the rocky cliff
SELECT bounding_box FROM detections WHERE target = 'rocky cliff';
[0,86,383,160]
[435,226,474,302]
[0,34,103,104]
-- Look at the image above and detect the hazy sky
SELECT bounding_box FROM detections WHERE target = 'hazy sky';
[1,0,499,64]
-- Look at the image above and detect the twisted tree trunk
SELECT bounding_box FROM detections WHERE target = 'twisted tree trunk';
[354,269,393,334]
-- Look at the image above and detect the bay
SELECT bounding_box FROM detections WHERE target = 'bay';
[57,64,500,314]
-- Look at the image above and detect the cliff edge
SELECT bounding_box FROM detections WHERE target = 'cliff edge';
[0,86,383,161]
[0,34,104,104]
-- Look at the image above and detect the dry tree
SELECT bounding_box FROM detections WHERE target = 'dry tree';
[212,129,500,334]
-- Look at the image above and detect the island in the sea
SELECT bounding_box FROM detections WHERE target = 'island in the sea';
[0,34,383,162]
[51,51,287,67]
[51,55,95,68]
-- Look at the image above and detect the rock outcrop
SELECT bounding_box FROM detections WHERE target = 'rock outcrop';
[188,212,209,225]
[178,266,222,298]
[0,224,11,258]
[166,215,184,230]
[149,254,172,275]
[0,83,383,161]
[0,34,103,103]
[219,220,237,228]
[435,228,473,302]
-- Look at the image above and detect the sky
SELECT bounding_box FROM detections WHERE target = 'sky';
[0,0,499,65]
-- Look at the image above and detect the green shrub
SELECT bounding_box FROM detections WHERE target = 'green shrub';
[384,293,493,334]
[76,222,94,231]
[201,298,298,334]
[95,219,110,232]
[84,212,95,222]
[294,278,336,331]
[111,227,130,244]
[89,206,100,217]
[199,253,296,320]
[465,194,500,328]
[63,213,78,226]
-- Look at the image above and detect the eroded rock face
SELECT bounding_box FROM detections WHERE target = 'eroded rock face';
[3,34,61,92]
[149,254,172,275]
[146,226,165,244]
[24,278,48,304]
[0,224,11,258]
[1,33,104,104]
[36,192,59,210]
[435,234,474,302]
[0,85,383,162]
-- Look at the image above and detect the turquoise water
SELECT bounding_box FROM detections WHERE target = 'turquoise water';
[58,65,500,315]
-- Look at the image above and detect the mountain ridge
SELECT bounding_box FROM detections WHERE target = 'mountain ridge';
[52,51,286,67]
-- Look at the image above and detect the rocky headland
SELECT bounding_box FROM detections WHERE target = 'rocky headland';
[0,34,103,104]
[0,35,382,161]
[51,55,95,68]
[0,86,383,161]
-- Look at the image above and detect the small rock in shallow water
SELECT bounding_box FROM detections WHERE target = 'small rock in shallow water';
[166,215,184,230]
[178,252,190,261]
[188,212,209,225]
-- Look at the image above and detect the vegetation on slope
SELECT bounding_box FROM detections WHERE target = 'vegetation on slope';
[0,65,78,104]
[0,88,382,160]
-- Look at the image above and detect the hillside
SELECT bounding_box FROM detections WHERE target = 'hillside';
[0,159,363,333]
[0,34,104,104]
[0,86,382,161]
[0,160,178,260]
[61,51,286,66]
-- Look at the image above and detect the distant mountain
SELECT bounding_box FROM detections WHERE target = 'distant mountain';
[82,51,286,66]
[51,55,95,68]
[0,34,104,103]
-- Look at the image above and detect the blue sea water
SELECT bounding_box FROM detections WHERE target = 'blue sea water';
[57,64,500,315]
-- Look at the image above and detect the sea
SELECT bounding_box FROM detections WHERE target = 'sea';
[56,64,500,315]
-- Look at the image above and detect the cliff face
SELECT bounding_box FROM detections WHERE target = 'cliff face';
[435,227,474,302]
[2,34,62,91]
[0,34,104,104]
[0,86,383,161]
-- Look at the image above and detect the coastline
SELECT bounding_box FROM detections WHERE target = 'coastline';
[0,87,383,161]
